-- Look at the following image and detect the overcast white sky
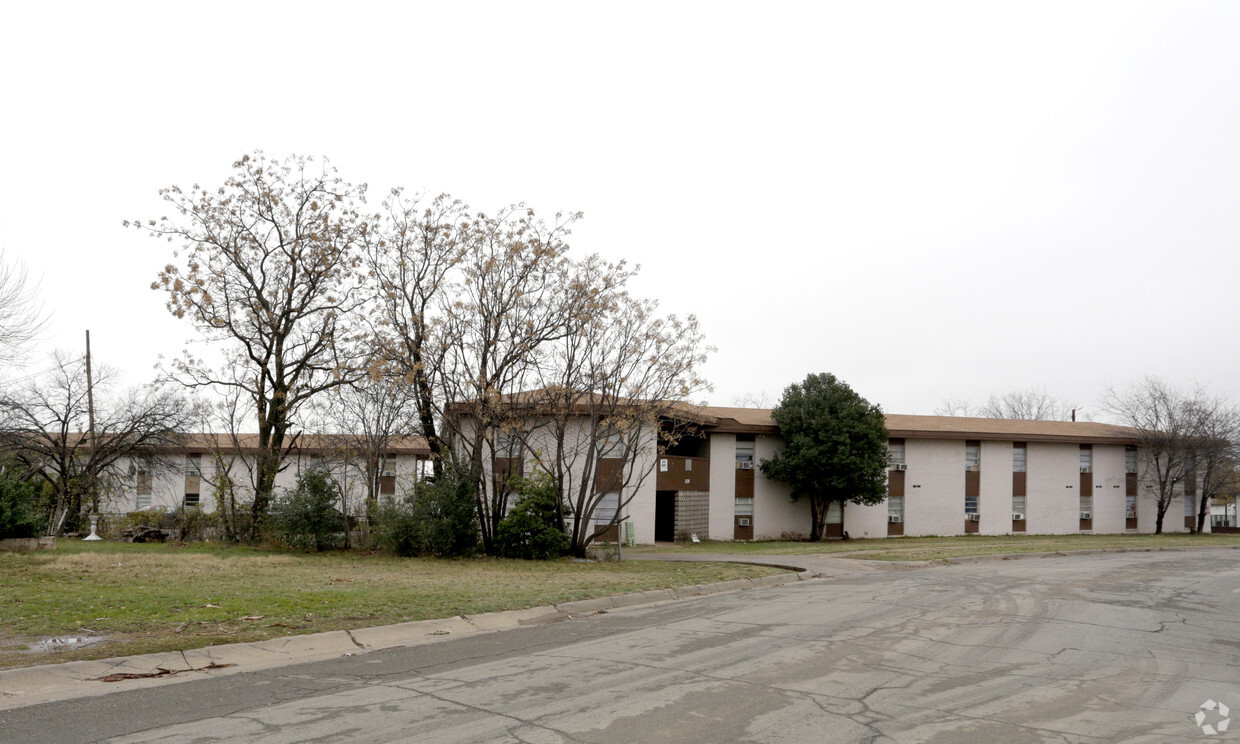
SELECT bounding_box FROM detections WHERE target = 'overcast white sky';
[2,1,1238,419]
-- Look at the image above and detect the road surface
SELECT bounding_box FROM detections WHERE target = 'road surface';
[3,551,1237,743]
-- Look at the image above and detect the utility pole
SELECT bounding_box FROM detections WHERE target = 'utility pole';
[85,330,99,514]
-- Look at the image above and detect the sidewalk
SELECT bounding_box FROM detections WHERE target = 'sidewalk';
[0,563,815,712]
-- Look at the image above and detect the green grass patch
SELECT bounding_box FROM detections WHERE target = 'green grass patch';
[0,540,786,669]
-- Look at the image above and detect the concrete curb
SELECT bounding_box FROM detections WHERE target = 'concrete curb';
[876,543,1240,567]
[0,567,807,712]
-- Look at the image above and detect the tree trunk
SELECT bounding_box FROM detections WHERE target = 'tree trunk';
[808,496,825,541]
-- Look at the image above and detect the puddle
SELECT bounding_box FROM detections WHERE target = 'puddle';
[27,632,109,653]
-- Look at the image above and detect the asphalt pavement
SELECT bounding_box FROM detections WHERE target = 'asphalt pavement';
[3,550,1238,743]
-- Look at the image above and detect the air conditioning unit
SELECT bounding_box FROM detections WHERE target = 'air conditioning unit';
[966,465,979,472]
[888,515,902,523]
[736,461,754,470]
[1080,467,1091,473]
[967,513,981,522]
[738,517,751,527]
[891,463,907,471]
[1012,513,1025,521]
[1125,510,1137,519]
[1080,511,1092,520]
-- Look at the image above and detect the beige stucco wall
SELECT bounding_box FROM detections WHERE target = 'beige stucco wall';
[708,433,737,541]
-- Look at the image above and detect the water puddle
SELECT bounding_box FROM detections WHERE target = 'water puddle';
[27,632,109,653]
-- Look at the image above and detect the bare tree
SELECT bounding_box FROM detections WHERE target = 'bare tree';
[0,351,194,533]
[437,205,581,553]
[732,391,773,409]
[979,387,1076,420]
[130,152,371,527]
[937,387,1076,420]
[1185,394,1240,533]
[0,249,49,369]
[364,192,468,475]
[522,268,711,555]
[934,397,977,417]
[1102,377,1211,534]
[307,373,421,543]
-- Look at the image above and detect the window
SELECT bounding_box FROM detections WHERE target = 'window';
[1012,494,1026,515]
[186,454,201,476]
[1185,496,1196,517]
[735,496,754,516]
[1012,444,1026,473]
[1125,446,1138,474]
[965,443,980,471]
[888,495,904,520]
[136,470,152,510]
[965,494,979,514]
[1079,446,1092,473]
[888,439,905,466]
[184,492,200,509]
[735,440,755,469]
[1126,493,1137,519]
[595,492,620,524]
[1080,492,1092,518]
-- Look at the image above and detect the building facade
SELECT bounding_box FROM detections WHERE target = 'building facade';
[565,408,1207,543]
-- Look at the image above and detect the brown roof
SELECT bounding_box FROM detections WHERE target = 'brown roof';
[125,433,429,456]
[694,406,1139,444]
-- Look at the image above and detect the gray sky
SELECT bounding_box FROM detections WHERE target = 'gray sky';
[2,1,1238,418]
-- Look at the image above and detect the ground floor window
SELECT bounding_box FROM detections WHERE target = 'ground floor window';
[887,495,904,521]
[734,496,753,516]
[1012,495,1026,518]
[1079,493,1092,519]
[964,494,978,515]
[184,492,200,508]
[1125,494,1137,519]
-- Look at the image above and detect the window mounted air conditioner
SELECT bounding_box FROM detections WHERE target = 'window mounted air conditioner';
[888,515,902,523]
[1080,511,1092,520]
[966,465,980,472]
[892,463,907,471]
[1012,513,1025,521]
[967,513,981,522]
[1125,510,1137,519]
[738,517,751,527]
[1080,467,1091,473]
[736,461,754,470]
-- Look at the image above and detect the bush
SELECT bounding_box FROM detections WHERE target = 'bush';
[268,468,346,551]
[495,473,569,560]
[373,465,479,557]
[171,506,221,542]
[0,465,43,539]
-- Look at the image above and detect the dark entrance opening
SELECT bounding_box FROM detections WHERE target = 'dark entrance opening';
[655,490,676,542]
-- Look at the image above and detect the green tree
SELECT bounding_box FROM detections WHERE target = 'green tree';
[760,373,889,541]
[269,467,347,551]
[495,473,570,560]
[0,463,43,539]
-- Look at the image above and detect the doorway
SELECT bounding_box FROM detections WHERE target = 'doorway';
[655,490,676,542]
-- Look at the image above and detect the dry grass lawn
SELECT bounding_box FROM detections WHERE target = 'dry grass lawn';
[0,541,785,669]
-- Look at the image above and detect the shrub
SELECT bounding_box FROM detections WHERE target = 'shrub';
[495,473,569,560]
[373,465,479,557]
[171,506,221,542]
[268,468,346,551]
[0,465,43,539]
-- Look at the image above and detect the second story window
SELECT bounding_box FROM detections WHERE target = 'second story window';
[1125,446,1138,474]
[1080,446,1092,473]
[1012,444,1026,472]
[735,440,755,470]
[888,440,905,467]
[965,443,980,471]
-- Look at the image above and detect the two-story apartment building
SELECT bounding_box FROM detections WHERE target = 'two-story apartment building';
[486,405,1200,544]
[113,434,431,514]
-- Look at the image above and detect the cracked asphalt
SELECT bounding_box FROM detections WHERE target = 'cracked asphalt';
[3,551,1238,743]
